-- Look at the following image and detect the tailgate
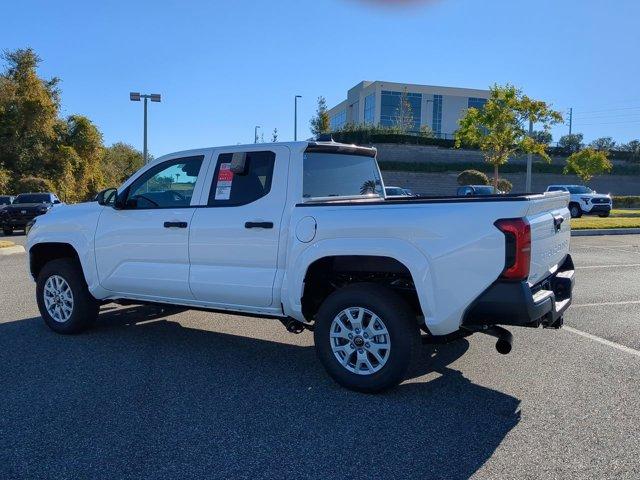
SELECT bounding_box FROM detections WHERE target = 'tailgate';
[525,192,571,285]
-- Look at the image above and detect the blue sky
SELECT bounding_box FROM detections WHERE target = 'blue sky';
[2,0,639,156]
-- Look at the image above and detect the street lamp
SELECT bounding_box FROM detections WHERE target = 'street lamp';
[294,95,302,141]
[130,92,161,164]
[254,125,261,144]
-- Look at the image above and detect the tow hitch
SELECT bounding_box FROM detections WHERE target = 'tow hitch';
[464,325,513,355]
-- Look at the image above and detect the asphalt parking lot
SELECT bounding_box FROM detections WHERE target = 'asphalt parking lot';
[1,233,639,479]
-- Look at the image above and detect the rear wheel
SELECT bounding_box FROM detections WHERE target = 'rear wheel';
[36,258,99,334]
[314,283,420,393]
[569,203,582,218]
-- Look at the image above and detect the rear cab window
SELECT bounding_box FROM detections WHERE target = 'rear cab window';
[302,150,383,201]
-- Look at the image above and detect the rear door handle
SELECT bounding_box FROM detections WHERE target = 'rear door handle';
[164,221,188,228]
[245,221,274,229]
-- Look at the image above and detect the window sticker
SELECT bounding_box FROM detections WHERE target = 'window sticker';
[214,163,234,200]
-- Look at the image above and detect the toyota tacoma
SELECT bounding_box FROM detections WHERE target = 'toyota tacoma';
[27,139,574,392]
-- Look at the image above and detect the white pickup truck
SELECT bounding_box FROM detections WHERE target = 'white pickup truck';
[27,139,575,392]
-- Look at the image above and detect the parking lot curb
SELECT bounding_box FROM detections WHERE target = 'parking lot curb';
[572,228,640,236]
[0,245,25,256]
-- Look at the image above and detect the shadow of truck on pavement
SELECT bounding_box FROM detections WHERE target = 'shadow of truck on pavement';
[0,305,521,480]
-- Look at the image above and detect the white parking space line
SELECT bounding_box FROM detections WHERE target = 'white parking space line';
[576,264,640,269]
[564,326,640,358]
[572,300,640,308]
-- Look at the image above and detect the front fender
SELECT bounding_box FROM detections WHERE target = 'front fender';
[26,204,109,299]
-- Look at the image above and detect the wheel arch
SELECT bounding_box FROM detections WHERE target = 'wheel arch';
[30,242,83,281]
[284,238,434,324]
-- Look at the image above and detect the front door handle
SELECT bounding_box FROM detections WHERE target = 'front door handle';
[245,221,274,229]
[164,221,188,228]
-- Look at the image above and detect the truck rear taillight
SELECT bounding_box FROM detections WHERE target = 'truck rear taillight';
[495,218,531,281]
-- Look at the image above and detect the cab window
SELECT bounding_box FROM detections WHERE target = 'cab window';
[207,151,275,206]
[125,156,204,209]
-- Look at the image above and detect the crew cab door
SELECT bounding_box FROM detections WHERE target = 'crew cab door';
[188,146,289,308]
[94,154,208,300]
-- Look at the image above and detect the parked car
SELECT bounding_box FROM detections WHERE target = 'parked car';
[0,195,15,209]
[27,140,574,392]
[0,192,61,235]
[385,186,413,198]
[457,185,501,196]
[545,185,611,218]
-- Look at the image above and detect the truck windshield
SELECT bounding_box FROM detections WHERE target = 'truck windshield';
[566,186,593,194]
[303,152,383,200]
[14,194,50,203]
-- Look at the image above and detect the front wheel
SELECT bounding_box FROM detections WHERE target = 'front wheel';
[36,258,99,334]
[314,283,420,393]
[569,203,582,218]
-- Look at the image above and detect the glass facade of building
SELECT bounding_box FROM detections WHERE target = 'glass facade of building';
[432,94,443,134]
[330,110,346,131]
[364,93,375,124]
[380,90,422,131]
[468,97,488,110]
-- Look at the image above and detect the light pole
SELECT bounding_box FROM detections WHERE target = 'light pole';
[294,95,302,141]
[130,92,161,164]
[254,125,261,144]
[525,118,534,192]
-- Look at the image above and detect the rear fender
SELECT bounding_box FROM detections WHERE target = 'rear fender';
[283,238,434,325]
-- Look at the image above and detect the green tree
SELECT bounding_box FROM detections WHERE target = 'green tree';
[558,133,584,153]
[0,164,10,192]
[589,136,616,151]
[310,96,330,136]
[15,175,53,193]
[619,139,640,161]
[394,87,415,133]
[564,148,612,182]
[531,130,552,145]
[101,143,144,187]
[457,169,489,186]
[455,84,563,187]
[0,48,61,176]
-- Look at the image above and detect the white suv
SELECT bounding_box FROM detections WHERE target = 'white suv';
[546,185,612,218]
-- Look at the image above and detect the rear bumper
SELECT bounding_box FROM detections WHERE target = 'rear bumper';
[463,255,575,329]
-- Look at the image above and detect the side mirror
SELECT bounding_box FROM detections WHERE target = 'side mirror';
[230,152,248,174]
[96,188,118,206]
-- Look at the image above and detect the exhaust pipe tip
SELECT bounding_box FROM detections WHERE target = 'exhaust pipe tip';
[496,338,512,355]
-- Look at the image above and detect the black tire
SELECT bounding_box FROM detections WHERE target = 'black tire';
[569,203,582,218]
[314,283,420,393]
[36,258,99,334]
[3,228,12,236]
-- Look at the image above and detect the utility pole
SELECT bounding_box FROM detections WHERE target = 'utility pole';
[568,107,573,135]
[294,95,302,141]
[254,126,260,144]
[525,118,534,193]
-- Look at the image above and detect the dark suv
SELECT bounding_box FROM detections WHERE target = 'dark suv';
[0,192,61,235]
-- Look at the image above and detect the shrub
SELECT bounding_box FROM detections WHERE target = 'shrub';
[457,169,489,186]
[493,178,513,193]
[613,196,640,208]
